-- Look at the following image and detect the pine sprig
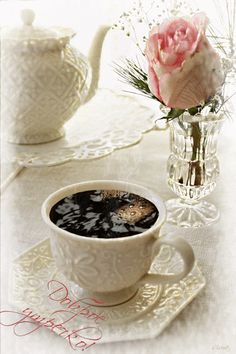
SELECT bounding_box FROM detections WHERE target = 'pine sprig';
[114,59,159,101]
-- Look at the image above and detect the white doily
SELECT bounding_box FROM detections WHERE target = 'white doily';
[7,89,156,167]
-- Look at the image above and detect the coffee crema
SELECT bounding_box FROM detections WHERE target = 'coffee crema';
[49,189,159,239]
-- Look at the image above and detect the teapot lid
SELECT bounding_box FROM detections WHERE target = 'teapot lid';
[1,9,76,52]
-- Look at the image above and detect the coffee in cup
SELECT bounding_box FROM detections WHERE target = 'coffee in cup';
[49,189,159,239]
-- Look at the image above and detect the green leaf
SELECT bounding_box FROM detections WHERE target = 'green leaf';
[161,108,185,121]
[188,107,199,115]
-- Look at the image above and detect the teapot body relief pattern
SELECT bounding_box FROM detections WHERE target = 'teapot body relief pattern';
[1,9,109,144]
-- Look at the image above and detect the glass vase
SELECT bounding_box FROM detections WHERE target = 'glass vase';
[166,114,224,228]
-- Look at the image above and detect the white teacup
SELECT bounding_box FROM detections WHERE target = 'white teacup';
[42,180,195,306]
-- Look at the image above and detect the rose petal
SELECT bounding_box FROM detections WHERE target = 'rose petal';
[148,66,163,101]
[192,12,209,31]
[192,13,209,52]
[160,50,178,66]
[145,33,160,63]
[159,49,223,109]
[149,25,159,37]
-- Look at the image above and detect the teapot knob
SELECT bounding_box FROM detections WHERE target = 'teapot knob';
[21,9,35,26]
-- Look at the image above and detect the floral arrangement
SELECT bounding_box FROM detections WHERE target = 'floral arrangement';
[113,1,235,227]
[114,0,235,121]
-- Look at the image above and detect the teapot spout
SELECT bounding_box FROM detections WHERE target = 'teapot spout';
[85,26,110,103]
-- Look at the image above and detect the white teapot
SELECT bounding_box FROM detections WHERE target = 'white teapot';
[1,9,108,144]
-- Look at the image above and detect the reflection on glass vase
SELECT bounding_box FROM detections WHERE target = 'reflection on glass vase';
[166,114,224,228]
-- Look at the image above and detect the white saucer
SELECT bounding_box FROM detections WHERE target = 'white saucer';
[12,238,205,344]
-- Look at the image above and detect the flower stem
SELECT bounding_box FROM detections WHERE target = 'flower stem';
[190,122,204,186]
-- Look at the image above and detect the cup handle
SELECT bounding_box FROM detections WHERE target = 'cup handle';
[137,234,195,286]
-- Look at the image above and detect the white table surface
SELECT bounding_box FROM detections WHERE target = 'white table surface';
[1,1,236,353]
[1,116,236,354]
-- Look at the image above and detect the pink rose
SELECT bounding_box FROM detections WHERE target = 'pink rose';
[145,13,223,109]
